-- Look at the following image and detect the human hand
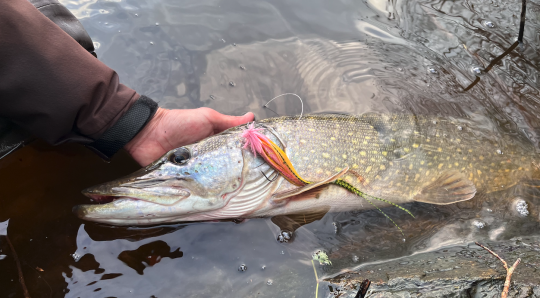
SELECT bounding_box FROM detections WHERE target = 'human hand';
[125,107,254,166]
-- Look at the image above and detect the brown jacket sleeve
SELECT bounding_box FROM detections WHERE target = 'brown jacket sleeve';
[0,0,139,145]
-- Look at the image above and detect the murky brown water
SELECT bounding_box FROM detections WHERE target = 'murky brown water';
[1,0,540,296]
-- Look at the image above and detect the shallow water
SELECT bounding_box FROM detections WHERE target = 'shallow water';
[1,0,540,296]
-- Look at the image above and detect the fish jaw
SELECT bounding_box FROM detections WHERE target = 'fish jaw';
[74,143,288,225]
[74,197,230,225]
[74,169,206,225]
[74,171,254,225]
[75,171,247,225]
[75,136,249,225]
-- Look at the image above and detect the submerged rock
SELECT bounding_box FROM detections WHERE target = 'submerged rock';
[324,237,540,297]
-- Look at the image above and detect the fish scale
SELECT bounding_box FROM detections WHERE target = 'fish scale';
[259,114,536,199]
[75,113,539,225]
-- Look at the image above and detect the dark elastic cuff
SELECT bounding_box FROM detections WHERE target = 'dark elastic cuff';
[86,96,158,160]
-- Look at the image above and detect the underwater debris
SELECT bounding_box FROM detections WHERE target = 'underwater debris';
[6,235,31,298]
[312,250,332,266]
[463,0,527,91]
[475,242,521,298]
[354,279,371,298]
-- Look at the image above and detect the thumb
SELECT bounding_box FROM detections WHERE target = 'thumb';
[211,111,255,133]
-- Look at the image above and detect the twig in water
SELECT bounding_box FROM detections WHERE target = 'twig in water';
[263,93,304,120]
[463,0,527,91]
[518,0,526,43]
[6,235,31,298]
[354,279,371,298]
[25,263,52,298]
[463,41,519,91]
[311,259,319,298]
[475,242,521,298]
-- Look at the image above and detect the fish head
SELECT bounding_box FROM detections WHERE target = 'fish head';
[74,131,252,225]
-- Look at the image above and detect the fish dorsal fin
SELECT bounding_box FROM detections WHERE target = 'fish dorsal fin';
[271,167,349,203]
[413,170,477,205]
[271,206,331,232]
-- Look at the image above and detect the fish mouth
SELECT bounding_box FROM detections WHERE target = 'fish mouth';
[84,193,134,204]
[73,199,192,225]
[74,184,193,225]
[81,184,192,205]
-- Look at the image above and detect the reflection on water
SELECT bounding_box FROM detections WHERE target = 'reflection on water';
[1,0,540,296]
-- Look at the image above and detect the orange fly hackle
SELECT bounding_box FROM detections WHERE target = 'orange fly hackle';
[241,123,309,186]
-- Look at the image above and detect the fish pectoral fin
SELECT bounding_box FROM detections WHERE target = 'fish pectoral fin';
[271,167,349,203]
[413,170,477,205]
[271,206,331,233]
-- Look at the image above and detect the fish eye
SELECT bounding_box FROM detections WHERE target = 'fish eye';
[170,147,191,165]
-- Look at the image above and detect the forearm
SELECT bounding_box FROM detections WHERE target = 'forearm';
[0,0,252,165]
[0,0,138,145]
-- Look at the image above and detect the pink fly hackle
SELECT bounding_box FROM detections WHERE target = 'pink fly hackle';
[241,123,310,186]
[241,123,268,156]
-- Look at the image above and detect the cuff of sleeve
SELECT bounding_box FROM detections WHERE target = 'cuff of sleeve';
[86,96,158,160]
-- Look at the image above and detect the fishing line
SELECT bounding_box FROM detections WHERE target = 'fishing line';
[259,124,287,148]
[261,170,279,182]
[333,179,413,235]
[262,105,280,117]
[254,162,266,169]
[333,179,415,218]
[0,143,24,160]
[361,195,405,237]
[263,93,304,120]
[360,192,415,218]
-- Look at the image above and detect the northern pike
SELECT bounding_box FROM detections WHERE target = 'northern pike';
[74,114,538,225]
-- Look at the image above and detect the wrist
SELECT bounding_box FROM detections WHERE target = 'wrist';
[124,107,167,155]
[86,95,158,160]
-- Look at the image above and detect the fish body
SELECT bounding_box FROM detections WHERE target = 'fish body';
[75,114,538,225]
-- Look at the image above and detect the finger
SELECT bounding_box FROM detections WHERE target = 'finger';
[210,111,255,133]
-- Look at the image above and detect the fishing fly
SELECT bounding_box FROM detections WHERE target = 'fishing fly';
[241,122,415,236]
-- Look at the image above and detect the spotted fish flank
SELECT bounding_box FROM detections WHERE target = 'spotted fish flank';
[242,122,414,235]
[75,113,540,226]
